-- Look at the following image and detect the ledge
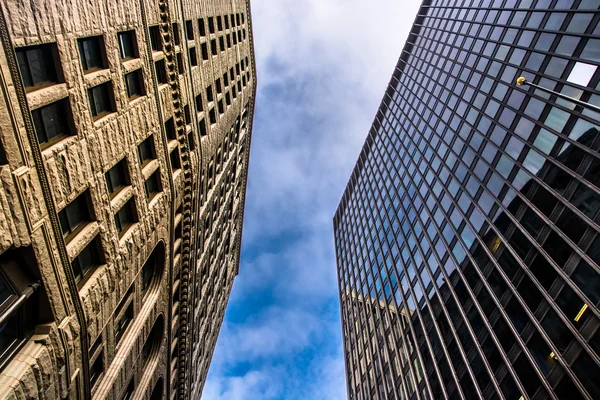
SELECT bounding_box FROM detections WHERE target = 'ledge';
[65,221,100,262]
[122,58,143,74]
[26,83,68,111]
[83,68,111,88]
[109,185,134,212]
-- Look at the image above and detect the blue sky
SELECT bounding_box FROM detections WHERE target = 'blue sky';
[203,1,421,398]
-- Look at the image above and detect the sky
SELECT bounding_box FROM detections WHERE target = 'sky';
[202,0,422,399]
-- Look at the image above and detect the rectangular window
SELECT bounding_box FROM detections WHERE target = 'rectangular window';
[78,36,105,72]
[114,197,137,236]
[215,78,222,94]
[105,159,129,197]
[195,94,203,112]
[145,169,162,200]
[59,190,92,240]
[16,43,59,90]
[189,47,198,67]
[165,117,176,141]
[32,99,72,145]
[171,23,180,46]
[209,108,216,124]
[188,131,195,151]
[89,350,104,389]
[72,235,103,285]
[223,72,229,87]
[226,34,231,48]
[176,52,184,74]
[149,26,162,51]
[138,135,155,165]
[225,92,231,106]
[125,69,144,100]
[199,118,207,137]
[217,16,223,31]
[185,20,194,40]
[170,148,181,170]
[224,15,229,29]
[118,30,137,59]
[87,82,114,119]
[184,105,191,124]
[121,378,134,400]
[201,43,209,61]
[198,19,206,36]
[210,39,217,56]
[208,17,215,34]
[155,59,168,84]
[218,99,224,114]
[114,299,133,345]
[206,85,213,102]
[219,36,225,52]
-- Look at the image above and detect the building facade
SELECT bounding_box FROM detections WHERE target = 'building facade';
[0,0,255,398]
[334,0,600,399]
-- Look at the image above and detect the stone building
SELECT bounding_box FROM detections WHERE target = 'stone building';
[0,0,255,398]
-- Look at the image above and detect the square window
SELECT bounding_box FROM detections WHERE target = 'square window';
[149,26,162,52]
[16,43,60,90]
[138,135,155,165]
[58,190,93,240]
[567,62,597,87]
[72,234,103,285]
[185,20,194,40]
[105,159,130,197]
[145,169,162,200]
[32,98,73,145]
[118,30,138,59]
[78,36,105,72]
[124,69,144,100]
[114,197,137,236]
[87,82,114,119]
[189,47,198,67]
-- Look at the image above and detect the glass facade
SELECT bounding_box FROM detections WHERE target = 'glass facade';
[333,1,600,399]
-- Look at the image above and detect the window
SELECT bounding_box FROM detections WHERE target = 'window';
[0,246,47,371]
[114,287,133,345]
[199,119,207,137]
[145,169,162,200]
[114,198,137,236]
[218,99,224,114]
[125,69,144,100]
[88,82,114,119]
[189,47,197,67]
[16,43,59,90]
[78,36,105,72]
[72,235,103,285]
[138,135,155,165]
[58,190,93,240]
[217,16,223,31]
[142,315,164,365]
[201,43,209,61]
[208,16,215,34]
[171,23,180,46]
[198,19,206,36]
[0,140,6,165]
[121,378,135,400]
[177,52,184,74]
[149,26,162,51]
[170,148,181,170]
[206,85,213,102]
[211,39,217,56]
[209,108,216,124]
[219,36,225,52]
[185,20,194,40]
[216,78,222,94]
[118,30,137,59]
[32,98,73,145]
[154,59,167,84]
[195,94,203,112]
[149,378,163,400]
[105,159,129,197]
[89,349,104,390]
[184,105,191,124]
[141,243,164,296]
[165,117,176,141]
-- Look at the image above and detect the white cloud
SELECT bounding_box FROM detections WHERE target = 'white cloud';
[204,0,422,398]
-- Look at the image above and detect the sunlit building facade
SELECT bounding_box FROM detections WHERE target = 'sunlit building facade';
[0,0,255,399]
[334,1,600,399]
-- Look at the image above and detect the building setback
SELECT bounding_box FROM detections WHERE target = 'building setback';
[334,1,600,399]
[0,0,255,399]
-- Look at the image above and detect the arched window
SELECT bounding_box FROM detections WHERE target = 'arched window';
[149,377,163,400]
[0,246,51,370]
[141,242,165,297]
[141,314,164,366]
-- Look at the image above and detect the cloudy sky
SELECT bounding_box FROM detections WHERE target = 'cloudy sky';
[203,0,421,398]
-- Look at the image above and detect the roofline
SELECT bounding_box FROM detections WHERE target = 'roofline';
[332,0,432,228]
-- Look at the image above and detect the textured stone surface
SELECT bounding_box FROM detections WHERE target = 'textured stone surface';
[0,0,255,398]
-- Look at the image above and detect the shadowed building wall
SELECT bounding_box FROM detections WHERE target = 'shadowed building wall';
[334,1,600,399]
[0,0,256,399]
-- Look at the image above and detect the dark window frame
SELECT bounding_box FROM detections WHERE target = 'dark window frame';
[78,35,106,73]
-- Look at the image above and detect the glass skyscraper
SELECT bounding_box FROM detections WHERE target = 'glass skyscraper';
[333,1,600,399]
